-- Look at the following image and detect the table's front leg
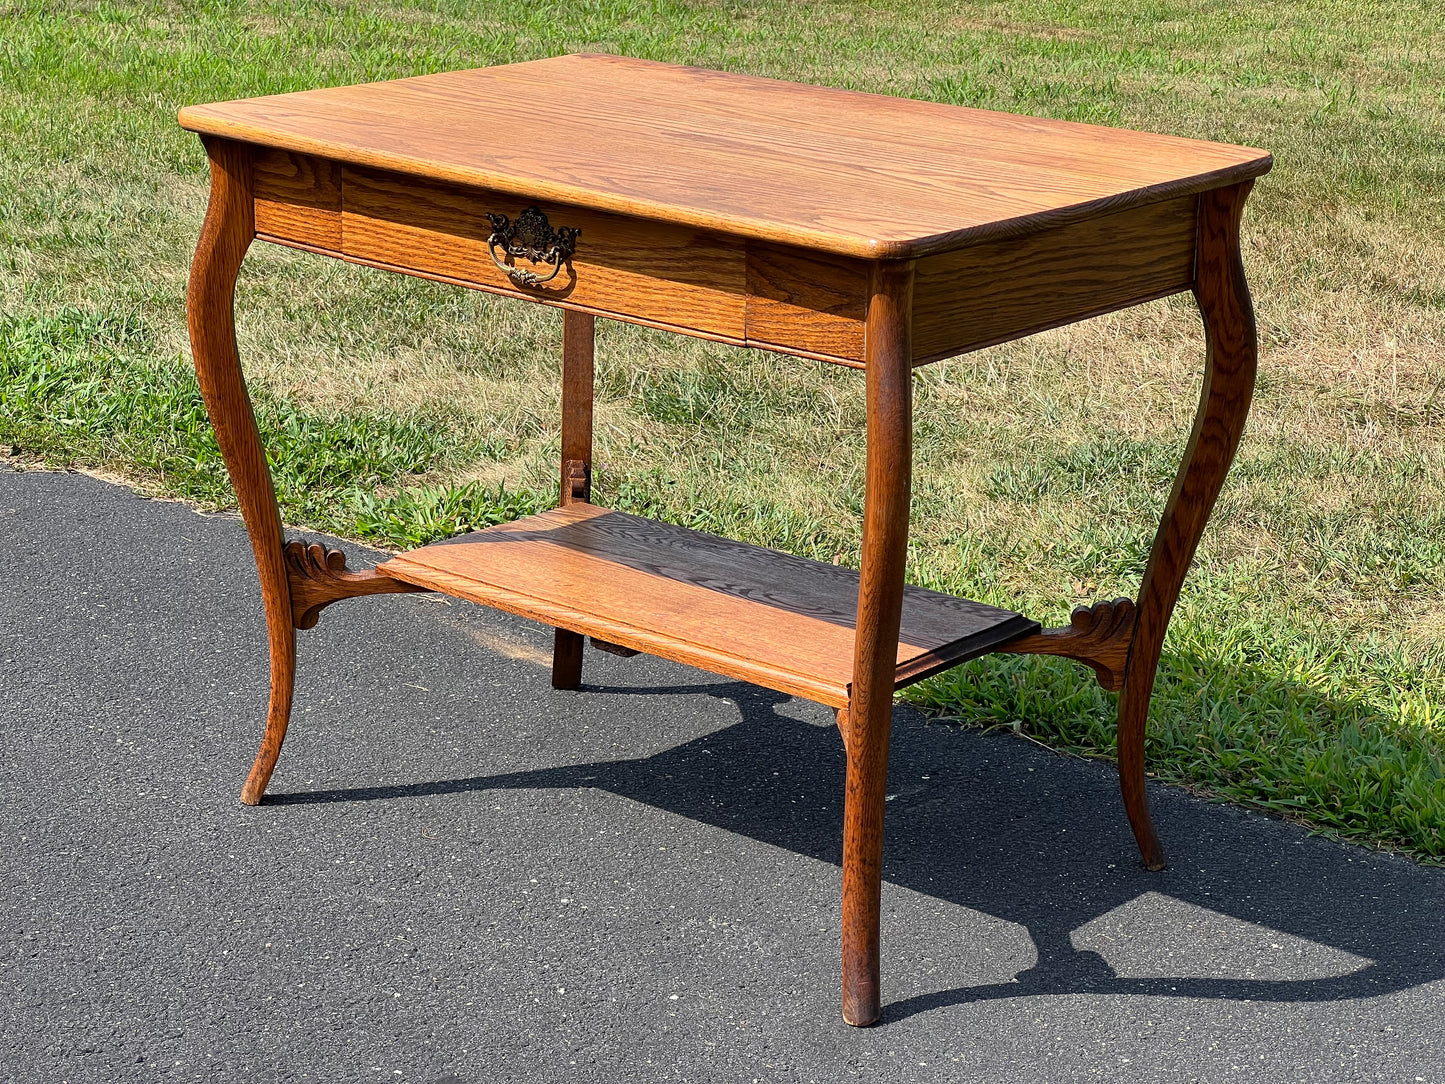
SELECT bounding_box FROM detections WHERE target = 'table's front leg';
[1119,181,1259,869]
[841,260,915,1027]
[188,137,294,806]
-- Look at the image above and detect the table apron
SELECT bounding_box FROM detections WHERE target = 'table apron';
[911,193,1199,363]
[248,142,1199,367]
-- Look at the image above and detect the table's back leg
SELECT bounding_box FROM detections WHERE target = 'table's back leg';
[551,309,596,690]
[187,136,296,806]
[841,260,915,1027]
[1118,181,1259,869]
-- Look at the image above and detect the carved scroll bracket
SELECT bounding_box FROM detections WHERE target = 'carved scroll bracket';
[284,541,429,629]
[996,597,1138,692]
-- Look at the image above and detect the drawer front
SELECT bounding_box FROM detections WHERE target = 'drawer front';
[340,166,747,340]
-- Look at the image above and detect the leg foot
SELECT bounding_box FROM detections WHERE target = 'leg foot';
[841,737,889,1026]
[239,620,296,805]
[1117,680,1166,870]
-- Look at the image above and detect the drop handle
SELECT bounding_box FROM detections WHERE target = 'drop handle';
[485,206,580,288]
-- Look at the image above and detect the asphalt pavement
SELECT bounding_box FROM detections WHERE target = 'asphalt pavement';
[3,466,1444,1083]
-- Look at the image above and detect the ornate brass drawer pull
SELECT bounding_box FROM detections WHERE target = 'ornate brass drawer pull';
[485,206,580,288]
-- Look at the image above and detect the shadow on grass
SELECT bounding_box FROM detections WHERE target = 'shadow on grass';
[267,670,1445,1024]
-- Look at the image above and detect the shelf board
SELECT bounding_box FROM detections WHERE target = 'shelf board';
[380,504,1038,708]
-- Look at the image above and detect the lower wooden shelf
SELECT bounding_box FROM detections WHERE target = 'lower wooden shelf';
[379,504,1038,708]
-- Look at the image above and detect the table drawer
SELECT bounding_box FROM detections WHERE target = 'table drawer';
[341,165,746,340]
[251,148,746,341]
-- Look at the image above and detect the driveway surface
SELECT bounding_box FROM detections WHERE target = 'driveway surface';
[2,467,1443,1082]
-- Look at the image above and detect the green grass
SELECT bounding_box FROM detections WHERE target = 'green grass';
[0,307,540,543]
[3,1,1445,860]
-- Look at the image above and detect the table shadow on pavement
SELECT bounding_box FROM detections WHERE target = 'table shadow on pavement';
[264,674,1445,1025]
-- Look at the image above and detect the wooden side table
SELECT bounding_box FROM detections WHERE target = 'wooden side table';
[180,54,1270,1026]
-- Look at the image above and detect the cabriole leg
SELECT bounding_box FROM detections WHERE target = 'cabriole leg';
[1118,182,1259,870]
[187,137,295,806]
[841,260,914,1027]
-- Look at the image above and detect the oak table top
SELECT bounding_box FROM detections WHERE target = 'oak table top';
[182,55,1268,1028]
[179,52,1271,259]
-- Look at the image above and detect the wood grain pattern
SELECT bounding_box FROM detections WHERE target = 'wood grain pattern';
[841,260,915,1028]
[253,147,341,249]
[340,165,746,340]
[911,194,1198,363]
[745,243,867,363]
[552,309,595,691]
[377,503,1033,710]
[180,54,1271,259]
[187,137,295,807]
[996,597,1137,691]
[284,540,426,630]
[1117,181,1259,872]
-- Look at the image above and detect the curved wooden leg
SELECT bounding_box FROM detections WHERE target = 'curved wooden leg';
[1118,182,1259,870]
[552,310,595,690]
[841,260,914,1027]
[187,136,295,806]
